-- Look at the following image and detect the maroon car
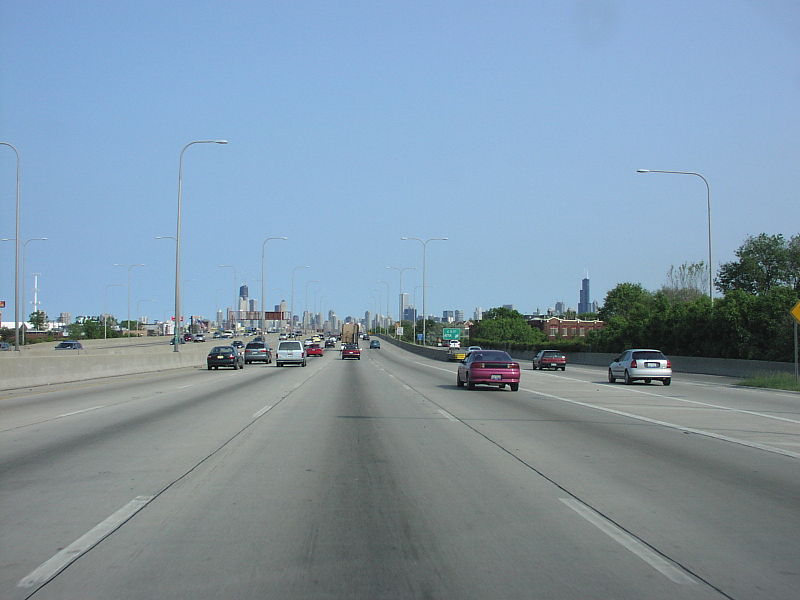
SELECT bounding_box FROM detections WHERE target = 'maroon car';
[457,350,520,391]
[532,349,566,371]
[341,344,361,360]
[306,343,323,357]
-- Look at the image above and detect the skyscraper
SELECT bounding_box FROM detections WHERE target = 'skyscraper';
[578,277,591,314]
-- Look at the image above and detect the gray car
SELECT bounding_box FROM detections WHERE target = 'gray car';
[244,341,272,364]
[55,340,83,350]
[608,348,672,386]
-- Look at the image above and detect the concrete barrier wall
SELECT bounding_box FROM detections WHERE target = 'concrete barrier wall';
[375,335,795,379]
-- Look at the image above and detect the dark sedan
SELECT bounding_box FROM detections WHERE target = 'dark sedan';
[457,350,520,391]
[207,346,244,370]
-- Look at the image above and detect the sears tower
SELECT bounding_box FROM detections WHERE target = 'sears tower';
[578,277,590,315]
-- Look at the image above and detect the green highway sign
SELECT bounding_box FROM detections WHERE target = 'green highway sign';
[442,328,461,340]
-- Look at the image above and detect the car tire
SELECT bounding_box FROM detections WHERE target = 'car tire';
[608,369,616,383]
[457,374,464,387]
[510,383,519,391]
[207,365,212,370]
[302,361,307,367]
[531,364,537,370]
[624,370,633,385]
[467,376,476,390]
[663,378,671,386]
[561,367,566,371]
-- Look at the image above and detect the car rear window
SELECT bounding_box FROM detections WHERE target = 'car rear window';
[279,341,303,350]
[211,346,233,353]
[632,351,666,360]
[542,351,563,357]
[245,342,264,349]
[472,351,513,362]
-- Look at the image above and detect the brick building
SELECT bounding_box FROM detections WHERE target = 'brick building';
[529,316,604,340]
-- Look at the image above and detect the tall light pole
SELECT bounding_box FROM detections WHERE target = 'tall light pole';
[386,266,416,338]
[637,169,713,300]
[217,264,238,330]
[377,280,390,335]
[401,237,448,345]
[113,264,145,337]
[1,236,47,344]
[304,280,320,333]
[290,265,310,334]
[174,139,228,351]
[261,236,287,333]
[104,283,124,339]
[0,142,21,350]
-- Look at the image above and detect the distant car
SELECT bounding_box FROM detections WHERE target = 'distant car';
[279,333,288,340]
[608,349,672,385]
[324,339,336,348]
[448,339,461,348]
[532,350,567,371]
[212,332,222,339]
[467,346,482,352]
[244,341,272,364]
[306,343,323,357]
[303,339,314,347]
[252,336,264,343]
[169,337,186,345]
[0,341,11,351]
[207,346,244,370]
[183,333,194,342]
[342,344,361,360]
[276,340,306,367]
[231,340,244,349]
[369,339,381,349]
[193,333,206,342]
[55,340,83,350]
[457,350,520,391]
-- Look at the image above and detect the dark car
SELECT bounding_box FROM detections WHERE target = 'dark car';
[169,337,186,345]
[207,346,244,370]
[244,341,272,364]
[532,349,567,371]
[231,340,244,349]
[324,339,336,348]
[0,341,11,351]
[369,339,381,349]
[55,340,83,350]
[341,344,361,360]
[457,350,520,391]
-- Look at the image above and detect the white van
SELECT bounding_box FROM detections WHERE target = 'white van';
[276,341,306,367]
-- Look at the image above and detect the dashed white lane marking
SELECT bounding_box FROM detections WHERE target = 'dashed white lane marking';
[438,409,457,421]
[409,359,800,459]
[252,404,274,419]
[56,405,106,418]
[560,498,697,584]
[18,495,155,589]
[177,384,193,389]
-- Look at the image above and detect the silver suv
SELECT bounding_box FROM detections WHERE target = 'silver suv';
[276,341,306,367]
[608,349,672,386]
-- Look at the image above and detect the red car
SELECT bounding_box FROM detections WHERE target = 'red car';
[306,343,323,357]
[532,349,566,371]
[341,344,361,360]
[457,350,520,391]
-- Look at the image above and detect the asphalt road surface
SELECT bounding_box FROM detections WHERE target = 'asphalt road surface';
[2,338,799,599]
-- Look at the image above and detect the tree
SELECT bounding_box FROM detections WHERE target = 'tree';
[28,310,47,331]
[470,307,545,349]
[660,261,707,303]
[716,233,800,294]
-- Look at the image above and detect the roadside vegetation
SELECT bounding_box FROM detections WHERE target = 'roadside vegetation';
[737,372,800,392]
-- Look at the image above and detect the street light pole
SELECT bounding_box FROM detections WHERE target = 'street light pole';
[386,266,416,338]
[637,169,713,300]
[174,139,228,351]
[104,283,124,339]
[217,265,238,330]
[290,265,310,334]
[113,264,145,337]
[261,236,287,334]
[0,142,21,351]
[401,237,448,345]
[1,236,47,344]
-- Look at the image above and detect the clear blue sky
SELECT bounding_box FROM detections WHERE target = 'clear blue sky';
[1,0,798,324]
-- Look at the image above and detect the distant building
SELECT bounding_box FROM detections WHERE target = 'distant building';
[554,301,566,315]
[442,310,455,323]
[502,304,515,311]
[473,306,483,321]
[578,277,591,314]
[529,316,604,340]
[403,307,417,322]
[454,309,464,322]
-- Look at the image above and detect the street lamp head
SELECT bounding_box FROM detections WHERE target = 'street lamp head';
[214,140,229,144]
[636,169,650,173]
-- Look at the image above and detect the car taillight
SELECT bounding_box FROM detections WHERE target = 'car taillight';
[510,363,519,369]
[666,360,672,368]
[630,360,638,368]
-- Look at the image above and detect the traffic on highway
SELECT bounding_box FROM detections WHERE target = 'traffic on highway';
[1,336,799,599]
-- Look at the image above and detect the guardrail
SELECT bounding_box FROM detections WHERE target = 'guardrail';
[375,335,795,379]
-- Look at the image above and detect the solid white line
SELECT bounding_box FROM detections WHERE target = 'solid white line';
[57,405,105,418]
[525,387,800,460]
[560,498,697,584]
[438,409,457,421]
[18,495,154,589]
[252,404,274,419]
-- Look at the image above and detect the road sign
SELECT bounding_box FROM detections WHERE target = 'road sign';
[442,328,461,340]
[791,301,800,324]
[417,333,424,341]
[396,326,404,335]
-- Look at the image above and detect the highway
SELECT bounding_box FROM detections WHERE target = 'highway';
[1,338,799,599]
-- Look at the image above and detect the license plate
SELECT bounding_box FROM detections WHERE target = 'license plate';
[645,362,659,368]
[491,374,502,380]
[216,355,224,359]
